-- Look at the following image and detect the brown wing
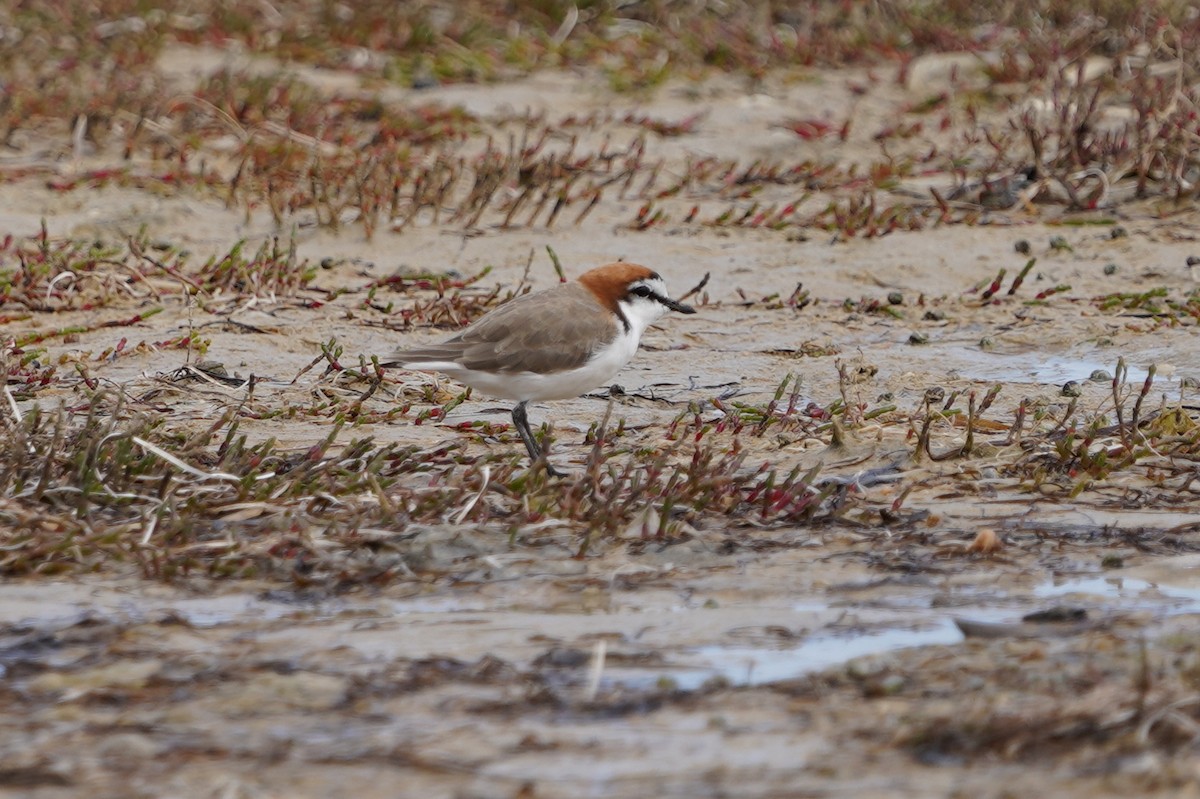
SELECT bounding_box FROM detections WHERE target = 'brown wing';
[386,283,617,374]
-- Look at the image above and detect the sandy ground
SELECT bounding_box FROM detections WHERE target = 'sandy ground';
[3,45,1200,798]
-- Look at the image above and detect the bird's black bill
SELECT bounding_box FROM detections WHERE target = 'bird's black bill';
[659,296,696,314]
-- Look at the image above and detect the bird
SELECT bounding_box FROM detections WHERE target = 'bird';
[383,262,696,476]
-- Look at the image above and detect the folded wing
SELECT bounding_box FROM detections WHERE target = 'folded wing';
[386,283,617,375]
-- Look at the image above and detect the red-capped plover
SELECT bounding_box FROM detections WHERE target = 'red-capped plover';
[385,262,696,475]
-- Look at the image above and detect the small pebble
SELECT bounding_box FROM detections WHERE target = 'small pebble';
[845,657,886,680]
[1182,376,1199,389]
[1109,226,1127,239]
[979,336,993,349]
[1061,380,1082,397]
[922,309,945,321]
[1023,606,1087,623]
[1049,235,1071,251]
[887,291,903,305]
[411,70,438,90]
[1088,369,1112,382]
[1188,255,1200,267]
[533,647,590,668]
[923,387,945,404]
[196,361,229,378]
[866,673,906,697]
[908,332,928,345]
[1014,239,1031,255]
[1103,263,1118,275]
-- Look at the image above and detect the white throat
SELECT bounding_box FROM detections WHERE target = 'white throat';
[617,298,666,344]
[616,277,671,344]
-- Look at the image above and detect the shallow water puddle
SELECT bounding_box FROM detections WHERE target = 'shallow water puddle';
[664,621,967,689]
[1037,574,1200,612]
[938,346,1166,386]
[596,566,1200,689]
[0,580,302,629]
[3,563,1199,691]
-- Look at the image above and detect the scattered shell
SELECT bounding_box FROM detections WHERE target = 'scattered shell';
[967,528,1002,554]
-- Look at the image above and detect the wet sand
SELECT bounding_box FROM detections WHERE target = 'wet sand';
[3,45,1200,798]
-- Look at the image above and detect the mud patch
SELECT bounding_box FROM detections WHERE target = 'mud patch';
[6,8,1200,796]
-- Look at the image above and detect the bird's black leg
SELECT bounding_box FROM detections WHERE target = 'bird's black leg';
[512,402,565,477]
[511,402,541,461]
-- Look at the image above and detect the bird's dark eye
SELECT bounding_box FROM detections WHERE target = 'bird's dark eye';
[630,285,653,298]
